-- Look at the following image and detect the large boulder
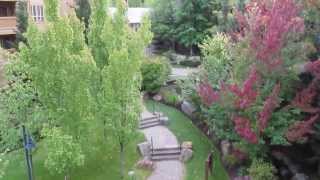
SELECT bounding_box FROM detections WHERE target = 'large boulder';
[137,142,151,158]
[159,116,169,126]
[181,100,196,117]
[180,148,193,162]
[136,158,155,170]
[181,141,193,150]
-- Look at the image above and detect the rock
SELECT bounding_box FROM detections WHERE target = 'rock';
[153,94,162,101]
[137,142,151,158]
[136,158,155,170]
[221,140,231,157]
[180,148,193,162]
[182,141,193,150]
[291,173,309,180]
[159,116,169,126]
[181,100,196,117]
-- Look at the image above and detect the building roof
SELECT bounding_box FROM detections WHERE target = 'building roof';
[108,8,151,24]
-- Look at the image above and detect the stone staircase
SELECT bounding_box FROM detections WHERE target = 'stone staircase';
[139,112,168,129]
[151,146,182,161]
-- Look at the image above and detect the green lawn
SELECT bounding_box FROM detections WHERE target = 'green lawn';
[3,133,150,180]
[145,100,229,180]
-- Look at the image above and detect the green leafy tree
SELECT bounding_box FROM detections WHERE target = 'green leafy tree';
[19,0,95,174]
[199,33,232,88]
[174,0,219,55]
[43,127,84,180]
[141,57,171,93]
[151,0,176,49]
[128,0,144,7]
[88,0,109,69]
[99,1,152,179]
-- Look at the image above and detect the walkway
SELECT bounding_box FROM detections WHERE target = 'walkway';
[141,110,185,180]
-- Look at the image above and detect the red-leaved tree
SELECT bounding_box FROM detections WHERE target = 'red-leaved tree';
[237,0,304,70]
[286,115,319,142]
[228,66,259,109]
[258,83,281,133]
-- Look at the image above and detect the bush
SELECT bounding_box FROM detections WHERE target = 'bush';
[160,89,181,107]
[141,57,171,93]
[248,159,277,180]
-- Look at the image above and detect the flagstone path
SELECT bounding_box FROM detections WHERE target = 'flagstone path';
[141,109,185,180]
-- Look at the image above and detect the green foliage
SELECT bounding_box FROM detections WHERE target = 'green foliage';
[207,103,238,141]
[264,108,301,145]
[128,0,144,7]
[0,56,46,151]
[200,33,232,88]
[141,57,171,93]
[151,0,176,47]
[44,0,59,22]
[0,151,8,179]
[42,127,85,176]
[174,0,219,52]
[16,0,28,44]
[88,0,109,69]
[160,89,181,106]
[248,159,277,180]
[152,0,220,52]
[75,0,91,35]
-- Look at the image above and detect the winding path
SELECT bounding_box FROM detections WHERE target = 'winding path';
[141,110,185,180]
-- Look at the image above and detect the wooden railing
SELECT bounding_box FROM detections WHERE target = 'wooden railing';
[0,16,16,35]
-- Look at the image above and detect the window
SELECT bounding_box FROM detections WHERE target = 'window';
[31,5,44,22]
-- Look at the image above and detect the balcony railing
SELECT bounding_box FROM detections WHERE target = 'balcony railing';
[0,16,16,35]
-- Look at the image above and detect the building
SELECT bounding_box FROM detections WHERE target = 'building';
[27,0,74,29]
[0,0,17,48]
[109,7,150,31]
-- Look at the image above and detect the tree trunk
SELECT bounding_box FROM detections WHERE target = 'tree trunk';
[120,142,125,180]
[190,46,194,56]
[64,174,68,180]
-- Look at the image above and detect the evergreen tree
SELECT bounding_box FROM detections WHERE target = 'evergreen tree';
[16,0,28,44]
[175,0,219,55]
[75,0,91,37]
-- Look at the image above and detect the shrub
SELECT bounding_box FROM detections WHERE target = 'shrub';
[141,57,171,94]
[160,89,181,107]
[248,159,277,180]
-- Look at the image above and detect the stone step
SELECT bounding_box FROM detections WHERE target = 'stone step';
[151,154,180,161]
[139,121,161,129]
[140,118,160,125]
[152,146,181,152]
[151,149,181,156]
[141,113,163,121]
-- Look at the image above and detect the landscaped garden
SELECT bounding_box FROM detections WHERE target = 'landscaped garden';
[1,0,320,179]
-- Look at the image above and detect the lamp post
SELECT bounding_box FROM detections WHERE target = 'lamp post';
[22,125,35,180]
[128,170,135,180]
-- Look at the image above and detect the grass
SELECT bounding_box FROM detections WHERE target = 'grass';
[145,100,229,180]
[3,133,150,180]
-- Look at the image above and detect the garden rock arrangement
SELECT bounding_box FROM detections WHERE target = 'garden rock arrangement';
[167,52,201,67]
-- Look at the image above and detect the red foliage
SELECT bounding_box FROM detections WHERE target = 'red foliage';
[305,59,320,79]
[236,0,304,70]
[233,116,258,144]
[197,82,220,107]
[286,115,319,142]
[258,83,281,133]
[229,66,259,109]
[291,80,319,113]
